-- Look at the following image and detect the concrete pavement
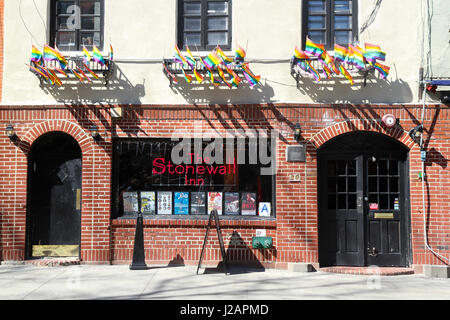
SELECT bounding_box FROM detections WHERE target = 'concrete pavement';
[0,264,449,300]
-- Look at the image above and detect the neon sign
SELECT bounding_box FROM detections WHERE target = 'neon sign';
[152,153,235,186]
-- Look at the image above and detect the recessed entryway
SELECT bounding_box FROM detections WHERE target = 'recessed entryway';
[317,131,411,267]
[26,132,82,259]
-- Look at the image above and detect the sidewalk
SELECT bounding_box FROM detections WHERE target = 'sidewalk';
[0,264,449,300]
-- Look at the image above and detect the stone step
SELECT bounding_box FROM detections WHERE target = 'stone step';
[319,266,414,276]
[24,257,80,267]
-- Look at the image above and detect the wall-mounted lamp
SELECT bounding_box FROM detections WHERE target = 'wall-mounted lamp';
[408,125,423,143]
[5,124,17,141]
[90,124,100,140]
[293,123,301,142]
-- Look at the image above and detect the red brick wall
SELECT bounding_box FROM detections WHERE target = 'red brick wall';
[0,0,3,102]
[0,103,448,268]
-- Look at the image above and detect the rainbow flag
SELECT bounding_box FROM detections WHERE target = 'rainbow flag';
[296,59,321,82]
[92,46,105,66]
[319,49,339,75]
[217,66,232,88]
[163,63,178,84]
[294,46,309,60]
[77,68,92,82]
[207,70,221,86]
[374,62,390,79]
[216,46,233,65]
[46,68,62,86]
[83,63,99,80]
[30,46,43,64]
[235,45,246,60]
[83,46,91,64]
[181,68,192,83]
[29,64,49,79]
[364,43,385,64]
[174,45,192,69]
[345,45,355,65]
[185,46,197,70]
[193,69,204,83]
[109,44,114,61]
[339,64,354,85]
[43,45,68,68]
[225,65,241,87]
[333,44,348,62]
[305,37,324,57]
[351,45,366,70]
[203,51,222,69]
[241,63,260,87]
[55,67,68,77]
[69,68,85,83]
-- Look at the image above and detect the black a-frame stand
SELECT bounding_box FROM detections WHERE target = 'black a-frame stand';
[196,210,228,275]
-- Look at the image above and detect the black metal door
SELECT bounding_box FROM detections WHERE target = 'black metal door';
[365,153,408,266]
[319,154,365,266]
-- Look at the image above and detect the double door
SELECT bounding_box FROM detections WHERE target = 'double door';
[318,152,409,267]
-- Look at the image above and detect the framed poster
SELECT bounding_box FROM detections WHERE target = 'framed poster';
[174,192,189,215]
[157,191,172,215]
[141,191,156,215]
[241,192,257,215]
[224,192,240,215]
[258,202,271,217]
[190,192,206,215]
[208,192,223,215]
[123,191,138,214]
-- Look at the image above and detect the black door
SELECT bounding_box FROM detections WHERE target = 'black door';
[318,132,410,267]
[26,132,82,258]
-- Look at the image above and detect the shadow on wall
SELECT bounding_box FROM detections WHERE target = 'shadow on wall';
[223,230,276,270]
[295,68,413,104]
[38,64,146,104]
[168,80,276,105]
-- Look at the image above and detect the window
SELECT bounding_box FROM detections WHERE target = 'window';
[50,0,104,51]
[177,0,232,51]
[302,0,358,50]
[112,138,275,218]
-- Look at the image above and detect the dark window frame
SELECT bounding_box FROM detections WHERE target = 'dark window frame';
[177,0,232,51]
[49,0,105,52]
[302,0,358,50]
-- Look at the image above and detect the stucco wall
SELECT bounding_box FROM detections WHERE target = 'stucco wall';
[1,0,445,105]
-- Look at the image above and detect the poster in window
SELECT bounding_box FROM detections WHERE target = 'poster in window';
[141,191,156,215]
[258,202,271,217]
[241,192,257,215]
[190,192,206,215]
[174,192,189,215]
[208,192,223,215]
[123,191,138,214]
[157,191,172,215]
[224,192,240,215]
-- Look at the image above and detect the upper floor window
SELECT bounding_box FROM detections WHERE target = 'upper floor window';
[177,0,232,51]
[50,0,104,52]
[302,0,358,50]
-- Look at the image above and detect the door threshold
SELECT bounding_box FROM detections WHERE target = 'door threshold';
[24,257,80,267]
[320,266,414,276]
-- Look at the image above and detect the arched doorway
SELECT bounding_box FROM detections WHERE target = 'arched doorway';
[26,132,82,259]
[317,131,411,267]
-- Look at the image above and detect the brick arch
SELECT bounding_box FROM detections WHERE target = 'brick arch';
[309,119,416,150]
[19,120,93,155]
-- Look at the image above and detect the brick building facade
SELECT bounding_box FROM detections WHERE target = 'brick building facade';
[0,0,449,272]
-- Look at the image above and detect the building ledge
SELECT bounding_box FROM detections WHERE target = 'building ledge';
[111,217,277,228]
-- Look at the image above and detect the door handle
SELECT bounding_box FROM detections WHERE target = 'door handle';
[367,246,378,257]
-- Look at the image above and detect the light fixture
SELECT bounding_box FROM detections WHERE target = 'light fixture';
[90,124,100,140]
[5,124,17,141]
[293,123,301,142]
[408,125,423,142]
